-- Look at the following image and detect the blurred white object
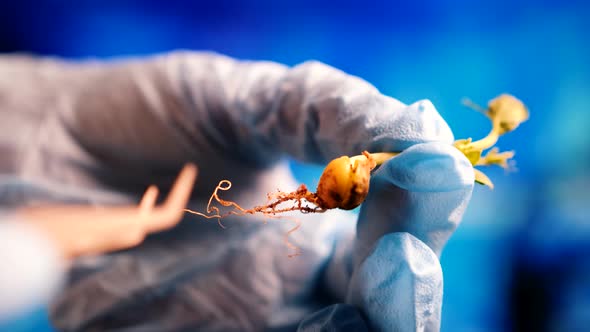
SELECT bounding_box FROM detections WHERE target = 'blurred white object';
[0,218,64,321]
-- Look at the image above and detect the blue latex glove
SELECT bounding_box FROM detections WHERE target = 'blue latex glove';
[300,143,473,332]
[0,52,473,331]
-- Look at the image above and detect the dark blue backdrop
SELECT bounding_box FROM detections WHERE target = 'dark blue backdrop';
[2,1,589,330]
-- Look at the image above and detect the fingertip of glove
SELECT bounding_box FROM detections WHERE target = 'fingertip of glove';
[363,97,454,154]
[376,142,475,192]
[405,99,455,145]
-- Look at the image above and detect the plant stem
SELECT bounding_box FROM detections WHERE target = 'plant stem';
[369,152,400,165]
[467,126,500,151]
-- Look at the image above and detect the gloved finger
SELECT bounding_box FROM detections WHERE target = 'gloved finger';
[175,54,454,164]
[347,232,443,332]
[26,52,453,171]
[297,304,369,332]
[318,142,472,303]
[2,53,452,198]
[354,142,474,266]
[263,63,454,164]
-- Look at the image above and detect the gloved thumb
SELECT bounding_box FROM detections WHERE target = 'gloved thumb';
[353,142,474,266]
[347,232,443,332]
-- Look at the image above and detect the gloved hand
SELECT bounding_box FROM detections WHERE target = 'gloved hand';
[0,52,473,331]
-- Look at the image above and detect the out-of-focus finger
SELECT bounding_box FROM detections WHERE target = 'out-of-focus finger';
[139,185,159,215]
[18,163,196,258]
[148,163,197,232]
[163,163,198,210]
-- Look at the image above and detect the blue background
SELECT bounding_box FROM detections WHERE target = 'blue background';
[1,0,589,330]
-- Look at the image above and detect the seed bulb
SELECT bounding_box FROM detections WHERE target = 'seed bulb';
[316,152,376,210]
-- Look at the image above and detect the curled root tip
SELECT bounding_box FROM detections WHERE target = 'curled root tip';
[217,218,226,229]
[184,179,328,256]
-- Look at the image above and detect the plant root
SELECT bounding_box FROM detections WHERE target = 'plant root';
[184,180,328,257]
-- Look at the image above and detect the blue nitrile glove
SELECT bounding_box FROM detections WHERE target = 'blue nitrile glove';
[299,143,474,332]
[0,52,473,331]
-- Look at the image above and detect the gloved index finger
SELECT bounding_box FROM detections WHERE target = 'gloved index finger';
[265,61,455,163]
[53,52,453,171]
[176,53,454,165]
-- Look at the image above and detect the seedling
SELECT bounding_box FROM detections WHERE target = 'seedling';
[186,94,528,222]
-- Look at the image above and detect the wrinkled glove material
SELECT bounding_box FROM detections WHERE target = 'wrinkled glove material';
[0,52,473,331]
